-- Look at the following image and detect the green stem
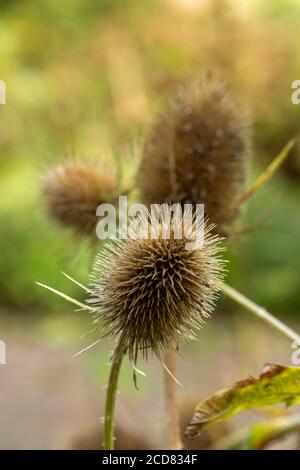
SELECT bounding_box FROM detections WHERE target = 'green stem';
[104,342,125,450]
[221,283,299,342]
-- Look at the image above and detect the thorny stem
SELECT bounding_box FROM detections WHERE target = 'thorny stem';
[163,350,183,450]
[104,342,125,450]
[221,283,300,342]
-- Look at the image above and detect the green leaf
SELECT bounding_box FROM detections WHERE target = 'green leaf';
[185,364,300,439]
[247,414,300,450]
[211,414,300,450]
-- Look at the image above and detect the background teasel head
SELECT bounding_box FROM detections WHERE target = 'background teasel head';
[137,76,251,232]
[88,206,225,364]
[42,161,117,237]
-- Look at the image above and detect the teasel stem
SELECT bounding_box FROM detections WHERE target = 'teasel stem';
[232,138,296,212]
[221,283,300,342]
[163,350,182,450]
[104,341,126,450]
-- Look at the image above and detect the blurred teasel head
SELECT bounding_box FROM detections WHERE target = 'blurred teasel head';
[137,76,251,232]
[88,206,225,364]
[42,161,117,237]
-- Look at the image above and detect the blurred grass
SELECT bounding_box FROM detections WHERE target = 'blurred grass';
[0,0,300,319]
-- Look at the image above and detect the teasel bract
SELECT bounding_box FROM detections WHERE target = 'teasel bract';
[137,76,251,232]
[42,161,117,237]
[88,206,225,365]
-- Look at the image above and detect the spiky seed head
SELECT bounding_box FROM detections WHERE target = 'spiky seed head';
[88,208,224,363]
[137,76,251,231]
[42,161,117,236]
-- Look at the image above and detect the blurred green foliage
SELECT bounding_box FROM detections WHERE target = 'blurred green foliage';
[0,0,300,317]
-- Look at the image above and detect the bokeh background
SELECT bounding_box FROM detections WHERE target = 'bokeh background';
[0,0,300,449]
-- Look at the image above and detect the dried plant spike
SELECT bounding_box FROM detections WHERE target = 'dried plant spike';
[42,161,117,236]
[88,207,225,364]
[137,77,251,230]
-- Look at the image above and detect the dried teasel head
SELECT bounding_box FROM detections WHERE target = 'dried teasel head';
[88,206,225,364]
[42,161,117,237]
[137,76,251,232]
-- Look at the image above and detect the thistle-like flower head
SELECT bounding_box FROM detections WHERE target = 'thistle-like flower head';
[88,207,225,363]
[42,161,116,236]
[137,76,251,231]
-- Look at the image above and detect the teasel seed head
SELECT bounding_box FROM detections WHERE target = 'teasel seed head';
[137,76,251,231]
[42,161,117,237]
[88,207,225,363]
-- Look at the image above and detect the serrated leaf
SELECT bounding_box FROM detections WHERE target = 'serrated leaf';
[185,364,300,439]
